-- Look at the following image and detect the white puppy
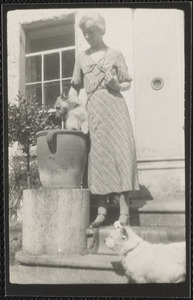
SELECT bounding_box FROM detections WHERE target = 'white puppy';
[105,222,186,283]
[65,105,88,134]
[55,97,88,134]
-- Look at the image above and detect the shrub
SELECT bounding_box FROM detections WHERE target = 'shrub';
[9,157,42,223]
[8,93,59,188]
[8,93,61,222]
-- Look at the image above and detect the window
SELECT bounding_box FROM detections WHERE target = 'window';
[25,16,75,107]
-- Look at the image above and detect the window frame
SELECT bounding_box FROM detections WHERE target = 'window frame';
[25,45,75,105]
[21,15,76,107]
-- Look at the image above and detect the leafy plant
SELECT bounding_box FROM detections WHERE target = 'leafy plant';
[8,93,60,187]
[9,157,41,223]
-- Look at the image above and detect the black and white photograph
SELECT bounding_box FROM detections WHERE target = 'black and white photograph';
[3,2,191,298]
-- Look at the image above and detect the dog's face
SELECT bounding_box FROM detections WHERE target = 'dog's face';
[104,222,141,256]
[54,89,88,132]
[55,99,79,119]
[104,226,129,253]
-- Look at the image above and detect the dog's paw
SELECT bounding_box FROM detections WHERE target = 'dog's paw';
[81,122,89,134]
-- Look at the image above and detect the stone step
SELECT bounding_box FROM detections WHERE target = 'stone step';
[10,255,128,284]
[13,252,128,284]
[90,194,185,209]
[15,251,117,269]
[130,198,185,212]
[90,197,185,227]
[87,225,185,255]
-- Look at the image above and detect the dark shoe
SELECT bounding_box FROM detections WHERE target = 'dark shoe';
[119,214,129,226]
[89,213,106,229]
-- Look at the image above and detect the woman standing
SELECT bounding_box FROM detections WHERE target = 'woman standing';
[69,11,139,227]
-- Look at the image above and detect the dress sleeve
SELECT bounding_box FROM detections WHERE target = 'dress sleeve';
[71,54,83,89]
[115,51,132,83]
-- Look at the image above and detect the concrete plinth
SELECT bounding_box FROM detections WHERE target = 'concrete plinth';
[21,189,90,256]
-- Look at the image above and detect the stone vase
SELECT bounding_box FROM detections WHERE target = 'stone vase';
[36,130,88,189]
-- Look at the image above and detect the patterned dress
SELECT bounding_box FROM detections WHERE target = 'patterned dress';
[71,48,139,195]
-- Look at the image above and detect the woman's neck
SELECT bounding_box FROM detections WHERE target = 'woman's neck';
[90,42,107,52]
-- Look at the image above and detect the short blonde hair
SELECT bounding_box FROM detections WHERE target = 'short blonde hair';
[79,11,106,35]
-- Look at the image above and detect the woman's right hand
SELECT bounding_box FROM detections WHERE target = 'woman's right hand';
[105,70,121,92]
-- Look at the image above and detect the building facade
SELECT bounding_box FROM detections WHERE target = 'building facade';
[7,8,185,202]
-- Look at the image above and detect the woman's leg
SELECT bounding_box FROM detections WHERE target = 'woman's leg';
[89,194,108,228]
[119,191,131,226]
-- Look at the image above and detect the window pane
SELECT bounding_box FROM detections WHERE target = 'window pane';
[26,20,75,54]
[62,50,75,78]
[26,84,42,105]
[26,56,41,83]
[44,81,60,107]
[44,53,59,81]
[30,33,75,53]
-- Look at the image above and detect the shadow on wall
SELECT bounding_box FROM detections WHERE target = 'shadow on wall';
[130,184,154,226]
[131,184,153,205]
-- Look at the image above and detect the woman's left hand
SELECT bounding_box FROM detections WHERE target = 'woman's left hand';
[105,70,120,92]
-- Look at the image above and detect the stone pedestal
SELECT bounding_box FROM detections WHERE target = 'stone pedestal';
[21,189,90,257]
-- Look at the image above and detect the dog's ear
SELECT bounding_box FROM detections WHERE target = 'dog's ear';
[68,101,79,111]
[120,227,128,240]
[63,86,69,98]
[119,228,141,256]
[114,220,121,229]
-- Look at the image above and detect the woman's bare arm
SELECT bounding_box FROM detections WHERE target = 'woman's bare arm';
[119,81,131,91]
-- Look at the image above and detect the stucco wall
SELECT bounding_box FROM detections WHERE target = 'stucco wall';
[133,9,184,161]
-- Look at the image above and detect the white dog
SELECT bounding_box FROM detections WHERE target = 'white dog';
[65,105,88,134]
[54,90,88,134]
[104,221,186,283]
